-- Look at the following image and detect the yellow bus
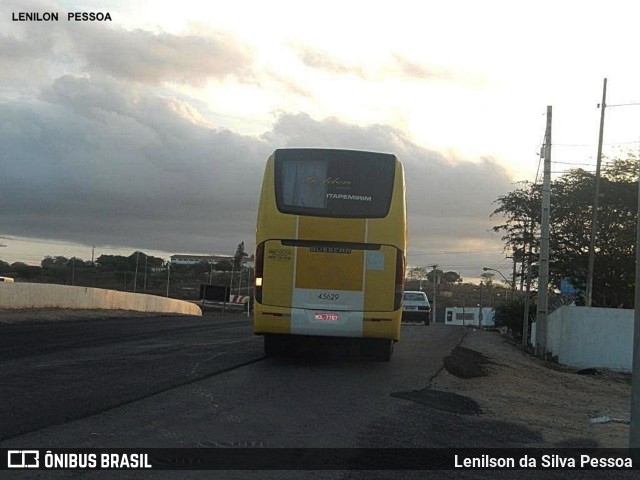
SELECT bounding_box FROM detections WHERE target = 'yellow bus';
[253,148,407,360]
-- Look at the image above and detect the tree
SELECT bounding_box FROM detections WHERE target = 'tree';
[494,299,535,341]
[126,251,165,273]
[492,155,639,307]
[441,271,463,284]
[67,257,85,268]
[407,266,428,281]
[96,254,130,271]
[491,181,540,290]
[233,242,246,271]
[215,260,233,272]
[11,262,40,281]
[42,256,70,269]
[480,271,495,285]
[0,260,10,274]
[549,161,638,307]
[426,268,444,283]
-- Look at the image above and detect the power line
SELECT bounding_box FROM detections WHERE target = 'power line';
[535,132,546,185]
[552,143,592,147]
[605,139,640,145]
[607,102,640,108]
[551,160,596,166]
[409,248,505,256]
[552,140,640,148]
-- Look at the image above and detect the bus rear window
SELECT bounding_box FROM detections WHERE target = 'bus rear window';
[274,149,396,218]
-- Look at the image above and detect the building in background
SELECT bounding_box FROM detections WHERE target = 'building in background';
[170,254,231,265]
[444,307,495,327]
[170,254,254,268]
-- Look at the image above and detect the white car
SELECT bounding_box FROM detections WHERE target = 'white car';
[402,290,431,325]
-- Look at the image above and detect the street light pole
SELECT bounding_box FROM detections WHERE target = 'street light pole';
[134,252,139,293]
[166,262,171,297]
[143,256,148,292]
[483,267,514,293]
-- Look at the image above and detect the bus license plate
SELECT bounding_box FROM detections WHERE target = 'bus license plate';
[314,313,339,321]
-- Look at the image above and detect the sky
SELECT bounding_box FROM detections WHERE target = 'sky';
[2,0,640,283]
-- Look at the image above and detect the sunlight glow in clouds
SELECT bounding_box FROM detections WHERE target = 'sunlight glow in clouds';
[3,0,640,280]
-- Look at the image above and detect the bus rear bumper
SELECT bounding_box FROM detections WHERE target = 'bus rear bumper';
[253,304,401,341]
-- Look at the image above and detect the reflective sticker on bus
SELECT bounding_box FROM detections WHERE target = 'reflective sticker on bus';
[366,251,385,270]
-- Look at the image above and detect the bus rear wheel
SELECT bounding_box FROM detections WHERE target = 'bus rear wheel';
[264,334,289,356]
[361,338,394,361]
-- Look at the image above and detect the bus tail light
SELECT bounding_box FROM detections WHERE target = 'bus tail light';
[394,249,405,310]
[255,242,264,303]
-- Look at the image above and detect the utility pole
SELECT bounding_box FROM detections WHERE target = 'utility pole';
[431,264,438,323]
[522,216,535,349]
[230,263,236,297]
[166,262,171,297]
[143,255,148,292]
[478,282,483,328]
[91,245,95,266]
[511,247,517,300]
[536,105,552,356]
[133,252,139,293]
[462,294,466,327]
[586,78,607,307]
[629,141,640,449]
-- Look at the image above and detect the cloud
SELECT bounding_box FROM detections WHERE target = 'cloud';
[264,69,313,98]
[291,44,486,88]
[1,73,513,270]
[390,54,454,82]
[291,44,365,77]
[0,0,64,91]
[0,2,255,90]
[1,74,271,253]
[390,54,488,89]
[70,26,255,86]
[263,113,514,255]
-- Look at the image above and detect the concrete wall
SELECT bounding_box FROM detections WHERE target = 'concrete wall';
[0,283,201,316]
[545,306,633,372]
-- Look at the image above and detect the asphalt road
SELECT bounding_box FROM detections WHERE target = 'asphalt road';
[0,314,264,442]
[1,315,635,479]
[0,315,464,447]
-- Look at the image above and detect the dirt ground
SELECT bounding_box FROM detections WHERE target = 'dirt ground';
[432,328,632,448]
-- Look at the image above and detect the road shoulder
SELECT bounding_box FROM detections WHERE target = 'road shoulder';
[431,328,631,448]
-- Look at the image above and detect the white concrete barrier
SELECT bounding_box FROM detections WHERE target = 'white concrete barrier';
[229,295,250,304]
[0,283,201,316]
[546,306,633,372]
